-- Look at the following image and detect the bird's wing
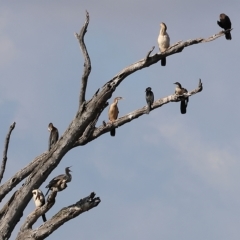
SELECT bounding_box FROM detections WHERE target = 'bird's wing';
[48,132,52,150]
[151,92,154,104]
[54,130,59,142]
[46,174,64,188]
[225,16,231,26]
[217,21,223,28]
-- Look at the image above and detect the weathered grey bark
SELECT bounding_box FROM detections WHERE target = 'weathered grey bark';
[0,11,229,240]
[75,10,91,109]
[0,122,15,184]
[16,192,100,240]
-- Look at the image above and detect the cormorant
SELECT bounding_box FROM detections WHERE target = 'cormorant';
[174,82,188,114]
[32,189,47,222]
[158,22,170,66]
[108,97,123,137]
[145,87,154,114]
[45,167,72,196]
[217,13,232,40]
[48,123,59,151]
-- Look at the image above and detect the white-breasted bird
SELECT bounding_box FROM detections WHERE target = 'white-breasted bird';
[32,189,47,222]
[158,22,170,66]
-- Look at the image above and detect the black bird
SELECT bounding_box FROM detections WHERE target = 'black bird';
[48,123,59,151]
[174,82,188,114]
[32,189,47,222]
[217,13,232,40]
[45,167,72,196]
[145,87,154,114]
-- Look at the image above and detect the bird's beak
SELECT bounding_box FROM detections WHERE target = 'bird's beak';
[68,166,72,172]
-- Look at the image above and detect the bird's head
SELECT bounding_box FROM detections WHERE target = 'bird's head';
[114,97,123,103]
[32,189,42,198]
[174,82,181,87]
[219,13,226,20]
[32,189,38,196]
[66,166,72,172]
[145,87,152,92]
[48,123,53,132]
[160,22,167,30]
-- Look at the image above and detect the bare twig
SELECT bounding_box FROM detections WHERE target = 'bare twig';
[75,10,91,109]
[75,79,203,146]
[145,46,155,60]
[0,122,16,184]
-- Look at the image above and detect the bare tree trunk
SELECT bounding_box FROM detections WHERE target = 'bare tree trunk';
[0,11,231,240]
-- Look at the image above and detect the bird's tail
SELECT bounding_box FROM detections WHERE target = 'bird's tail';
[42,214,47,222]
[225,32,232,40]
[161,57,166,66]
[45,188,50,197]
[110,128,116,137]
[146,103,151,114]
[180,100,187,114]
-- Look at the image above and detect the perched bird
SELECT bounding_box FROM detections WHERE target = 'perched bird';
[48,123,59,151]
[145,87,154,114]
[32,189,47,222]
[45,167,72,196]
[217,13,232,40]
[158,22,170,66]
[174,82,188,114]
[108,97,123,137]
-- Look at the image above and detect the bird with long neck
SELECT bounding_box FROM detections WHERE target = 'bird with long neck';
[48,122,59,151]
[217,13,232,40]
[174,82,188,114]
[45,167,72,196]
[108,97,123,137]
[32,189,47,222]
[145,87,154,114]
[158,22,170,66]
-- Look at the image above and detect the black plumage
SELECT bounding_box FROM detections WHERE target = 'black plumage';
[145,87,154,114]
[217,13,232,40]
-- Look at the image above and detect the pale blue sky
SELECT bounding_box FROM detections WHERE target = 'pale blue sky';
[0,1,240,239]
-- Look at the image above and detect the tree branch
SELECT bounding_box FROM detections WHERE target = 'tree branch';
[75,79,202,146]
[0,122,16,184]
[30,192,100,240]
[102,29,231,91]
[0,152,48,202]
[19,191,57,232]
[75,10,91,109]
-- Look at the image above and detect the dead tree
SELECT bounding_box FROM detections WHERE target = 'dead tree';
[0,11,231,240]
